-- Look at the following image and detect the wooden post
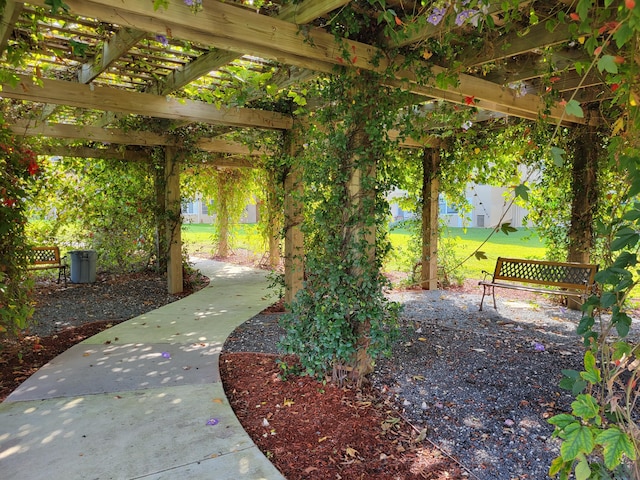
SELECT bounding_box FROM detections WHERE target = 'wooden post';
[284,127,304,305]
[567,125,599,265]
[566,124,600,309]
[421,148,440,290]
[153,156,167,273]
[165,146,183,294]
[265,169,281,268]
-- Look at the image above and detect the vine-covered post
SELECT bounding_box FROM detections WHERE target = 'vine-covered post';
[152,152,167,273]
[216,169,231,257]
[283,124,304,305]
[421,147,440,290]
[165,146,183,294]
[263,171,281,268]
[566,123,601,309]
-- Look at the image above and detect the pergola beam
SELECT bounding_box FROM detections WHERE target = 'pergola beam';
[0,1,22,55]
[277,0,350,24]
[78,28,147,84]
[32,0,589,125]
[461,22,575,68]
[1,75,293,130]
[10,120,270,155]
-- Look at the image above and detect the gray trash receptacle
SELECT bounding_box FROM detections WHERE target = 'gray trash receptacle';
[69,250,97,283]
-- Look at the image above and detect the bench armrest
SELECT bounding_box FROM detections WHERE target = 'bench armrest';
[480,270,492,281]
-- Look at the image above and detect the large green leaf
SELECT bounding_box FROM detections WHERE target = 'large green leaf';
[571,393,599,421]
[560,422,595,460]
[595,427,636,469]
[597,55,619,74]
[611,227,640,251]
[565,99,584,118]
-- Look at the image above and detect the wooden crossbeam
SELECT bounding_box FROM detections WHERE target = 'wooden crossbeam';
[1,75,293,130]
[22,0,596,125]
[0,1,22,55]
[10,120,270,154]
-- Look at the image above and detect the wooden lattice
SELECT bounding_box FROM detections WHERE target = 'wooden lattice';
[495,259,593,288]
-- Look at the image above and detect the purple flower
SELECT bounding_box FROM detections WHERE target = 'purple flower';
[155,34,168,46]
[455,9,478,26]
[206,418,219,426]
[161,351,171,359]
[184,0,194,5]
[534,343,545,352]
[427,7,446,26]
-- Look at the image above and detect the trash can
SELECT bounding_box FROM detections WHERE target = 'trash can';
[69,250,97,283]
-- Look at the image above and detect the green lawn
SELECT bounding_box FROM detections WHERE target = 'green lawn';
[387,227,546,280]
[182,223,265,256]
[184,223,546,281]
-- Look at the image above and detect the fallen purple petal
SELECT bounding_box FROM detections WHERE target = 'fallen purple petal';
[534,343,545,352]
[206,418,219,426]
[161,351,171,359]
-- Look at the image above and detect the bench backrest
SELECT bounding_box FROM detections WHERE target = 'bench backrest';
[29,246,62,265]
[493,257,597,292]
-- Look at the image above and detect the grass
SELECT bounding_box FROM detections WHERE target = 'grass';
[182,222,265,256]
[184,223,546,281]
[386,226,547,280]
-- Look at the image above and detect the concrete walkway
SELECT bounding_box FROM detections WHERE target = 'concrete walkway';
[0,259,286,480]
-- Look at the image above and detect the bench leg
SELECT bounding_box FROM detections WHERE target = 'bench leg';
[479,285,497,311]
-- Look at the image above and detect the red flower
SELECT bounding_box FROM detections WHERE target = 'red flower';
[464,95,475,106]
[27,160,39,175]
[611,83,620,92]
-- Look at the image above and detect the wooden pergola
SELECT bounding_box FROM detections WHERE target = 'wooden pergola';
[0,0,617,295]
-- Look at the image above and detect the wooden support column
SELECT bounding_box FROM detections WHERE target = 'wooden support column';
[165,146,183,294]
[421,148,440,290]
[284,127,304,305]
[566,124,600,309]
[265,169,281,268]
[153,157,167,273]
[567,125,599,265]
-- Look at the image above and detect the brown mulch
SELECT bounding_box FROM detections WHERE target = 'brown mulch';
[220,352,462,479]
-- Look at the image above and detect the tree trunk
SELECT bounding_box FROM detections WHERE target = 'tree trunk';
[421,148,440,290]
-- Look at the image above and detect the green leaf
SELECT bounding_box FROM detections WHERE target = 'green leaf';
[575,457,591,480]
[560,422,595,460]
[45,0,70,14]
[548,413,577,429]
[595,427,636,469]
[611,227,640,251]
[550,146,565,166]
[612,342,632,362]
[572,393,599,420]
[500,222,518,235]
[565,99,584,118]
[514,183,529,201]
[597,55,619,74]
[474,250,487,260]
[613,23,634,49]
[548,456,569,477]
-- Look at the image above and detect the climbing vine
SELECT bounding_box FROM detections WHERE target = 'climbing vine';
[278,69,408,383]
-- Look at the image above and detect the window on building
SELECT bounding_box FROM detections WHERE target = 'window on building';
[438,195,458,215]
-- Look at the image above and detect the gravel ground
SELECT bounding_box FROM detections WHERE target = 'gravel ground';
[224,288,640,480]
[28,269,639,479]
[29,272,190,337]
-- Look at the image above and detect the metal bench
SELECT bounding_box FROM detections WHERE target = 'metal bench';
[478,257,598,311]
[27,246,67,286]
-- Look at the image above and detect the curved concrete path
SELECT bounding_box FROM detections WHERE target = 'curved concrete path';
[0,259,286,480]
